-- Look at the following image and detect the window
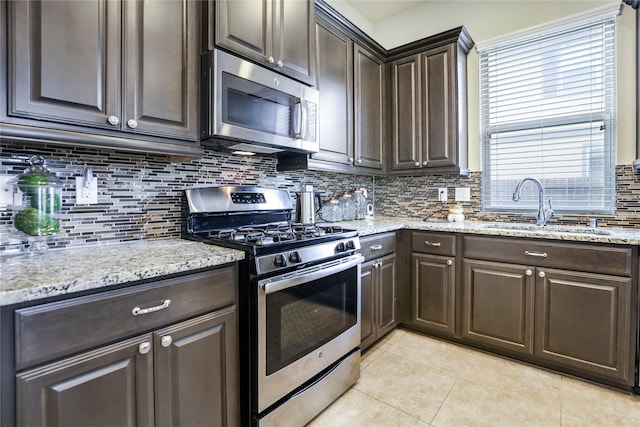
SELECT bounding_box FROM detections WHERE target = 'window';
[479,9,617,215]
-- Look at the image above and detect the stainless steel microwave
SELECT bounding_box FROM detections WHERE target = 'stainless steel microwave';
[201,49,319,154]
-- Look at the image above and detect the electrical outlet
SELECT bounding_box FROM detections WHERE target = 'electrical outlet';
[75,177,98,204]
[455,187,471,202]
[438,187,448,202]
[0,175,14,206]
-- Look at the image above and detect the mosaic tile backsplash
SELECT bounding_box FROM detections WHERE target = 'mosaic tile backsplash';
[2,140,640,249]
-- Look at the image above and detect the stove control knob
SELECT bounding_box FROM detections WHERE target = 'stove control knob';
[274,254,287,268]
[336,242,346,253]
[288,251,302,263]
[345,240,356,250]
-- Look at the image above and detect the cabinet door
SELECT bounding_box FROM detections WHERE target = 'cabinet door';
[360,261,376,350]
[313,18,353,165]
[273,0,316,85]
[390,55,422,170]
[154,307,239,427]
[412,253,456,337]
[353,45,384,170]
[215,0,271,64]
[534,269,633,384]
[377,253,397,336]
[9,0,120,128]
[123,0,199,140]
[16,335,154,427]
[462,259,535,355]
[421,44,457,168]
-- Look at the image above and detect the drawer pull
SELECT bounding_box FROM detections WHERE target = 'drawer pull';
[370,244,383,251]
[425,241,441,247]
[525,250,547,258]
[538,271,546,278]
[446,259,453,266]
[525,269,533,276]
[132,299,171,316]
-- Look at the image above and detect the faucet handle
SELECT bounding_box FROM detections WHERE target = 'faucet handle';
[545,198,554,218]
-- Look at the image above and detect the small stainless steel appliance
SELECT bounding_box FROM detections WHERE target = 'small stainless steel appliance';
[201,50,319,155]
[182,186,363,426]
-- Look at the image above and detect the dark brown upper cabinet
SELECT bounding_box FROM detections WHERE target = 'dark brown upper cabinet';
[277,1,386,175]
[388,27,474,176]
[5,0,202,157]
[213,0,316,86]
[354,44,385,171]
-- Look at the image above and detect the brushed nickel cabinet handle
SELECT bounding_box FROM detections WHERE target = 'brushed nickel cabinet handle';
[161,335,173,348]
[446,259,453,266]
[425,241,441,247]
[423,161,428,166]
[525,269,533,276]
[132,299,171,316]
[525,250,547,258]
[370,245,383,251]
[107,115,119,126]
[414,162,420,167]
[127,119,138,129]
[267,56,275,64]
[276,60,284,68]
[538,271,546,278]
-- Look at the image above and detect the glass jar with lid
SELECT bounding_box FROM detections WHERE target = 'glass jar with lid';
[320,197,342,223]
[350,188,367,220]
[8,156,63,254]
[338,192,356,221]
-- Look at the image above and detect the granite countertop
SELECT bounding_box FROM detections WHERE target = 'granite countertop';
[0,239,245,306]
[4,218,640,307]
[337,216,640,245]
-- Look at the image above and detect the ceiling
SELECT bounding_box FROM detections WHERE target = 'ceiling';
[344,0,430,23]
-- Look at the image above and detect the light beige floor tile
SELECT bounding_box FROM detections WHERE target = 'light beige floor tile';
[307,388,429,427]
[373,328,408,350]
[460,351,562,409]
[432,378,560,427]
[354,350,457,423]
[360,345,384,370]
[378,330,473,376]
[560,376,640,426]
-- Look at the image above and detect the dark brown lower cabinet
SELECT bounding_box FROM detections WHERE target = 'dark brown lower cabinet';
[361,253,397,351]
[461,256,634,385]
[411,253,456,337]
[16,335,155,427]
[461,259,535,355]
[534,269,632,383]
[16,307,237,427]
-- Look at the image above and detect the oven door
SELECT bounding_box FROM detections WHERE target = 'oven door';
[257,254,363,413]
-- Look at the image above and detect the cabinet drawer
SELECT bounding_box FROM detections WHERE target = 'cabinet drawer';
[360,232,396,261]
[411,232,456,256]
[463,236,632,276]
[15,266,237,370]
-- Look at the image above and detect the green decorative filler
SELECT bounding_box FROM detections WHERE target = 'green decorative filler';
[14,207,59,236]
[31,192,62,213]
[17,173,49,195]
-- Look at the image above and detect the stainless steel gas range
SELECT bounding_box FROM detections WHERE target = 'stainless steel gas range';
[182,186,363,426]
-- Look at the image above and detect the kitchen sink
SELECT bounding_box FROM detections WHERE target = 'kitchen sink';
[477,223,612,235]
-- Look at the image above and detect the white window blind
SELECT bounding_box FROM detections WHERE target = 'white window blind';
[479,12,617,215]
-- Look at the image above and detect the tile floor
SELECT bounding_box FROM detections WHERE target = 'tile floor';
[307,329,640,426]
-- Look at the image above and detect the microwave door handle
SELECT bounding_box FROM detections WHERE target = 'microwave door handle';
[291,98,304,139]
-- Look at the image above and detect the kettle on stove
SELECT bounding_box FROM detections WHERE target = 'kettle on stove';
[295,185,322,224]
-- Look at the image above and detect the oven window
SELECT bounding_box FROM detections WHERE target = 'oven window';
[265,267,357,376]
[222,72,292,137]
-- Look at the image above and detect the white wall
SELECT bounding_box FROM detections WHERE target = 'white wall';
[325,0,638,171]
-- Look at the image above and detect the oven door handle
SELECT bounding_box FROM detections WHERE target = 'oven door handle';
[259,254,364,295]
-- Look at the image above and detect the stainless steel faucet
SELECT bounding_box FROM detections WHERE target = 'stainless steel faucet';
[512,177,554,226]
